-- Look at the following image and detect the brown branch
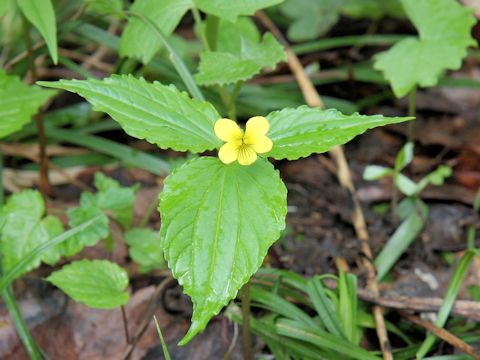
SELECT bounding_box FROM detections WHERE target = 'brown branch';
[357,288,480,321]
[399,311,480,359]
[255,11,393,360]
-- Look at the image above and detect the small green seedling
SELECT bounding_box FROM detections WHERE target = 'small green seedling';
[363,142,452,279]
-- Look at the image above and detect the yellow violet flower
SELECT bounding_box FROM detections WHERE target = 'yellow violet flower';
[214,116,273,166]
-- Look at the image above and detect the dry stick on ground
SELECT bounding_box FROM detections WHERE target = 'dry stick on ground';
[356,289,480,322]
[255,11,393,360]
[399,311,480,359]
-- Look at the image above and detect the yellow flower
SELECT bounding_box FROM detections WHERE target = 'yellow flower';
[214,116,273,166]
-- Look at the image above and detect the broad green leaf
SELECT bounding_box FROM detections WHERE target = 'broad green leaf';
[124,228,165,273]
[195,33,285,86]
[17,0,58,63]
[363,165,393,181]
[120,0,191,63]
[47,259,129,308]
[280,0,340,41]
[63,193,109,257]
[194,0,283,22]
[374,0,476,97]
[266,106,413,160]
[38,76,222,153]
[160,157,287,344]
[94,172,137,229]
[0,214,102,293]
[0,0,10,17]
[0,190,64,275]
[0,70,55,138]
[375,199,428,280]
[216,17,260,54]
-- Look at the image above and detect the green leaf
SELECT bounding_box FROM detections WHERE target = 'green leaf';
[17,0,58,64]
[0,190,64,275]
[160,157,287,344]
[395,174,418,196]
[194,33,286,86]
[415,165,452,194]
[363,165,393,181]
[0,214,102,293]
[0,0,10,17]
[375,199,428,280]
[394,142,413,172]
[94,172,137,229]
[86,0,123,14]
[0,70,55,138]
[374,0,476,97]
[305,277,347,339]
[38,75,222,153]
[120,0,191,63]
[216,17,260,54]
[124,228,165,273]
[194,0,283,22]
[250,286,318,328]
[276,319,381,360]
[46,259,130,309]
[280,0,340,41]
[266,106,413,160]
[63,193,109,257]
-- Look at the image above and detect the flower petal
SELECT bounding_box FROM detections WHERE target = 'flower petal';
[214,118,243,142]
[237,145,257,166]
[244,116,269,144]
[251,135,272,154]
[218,141,241,164]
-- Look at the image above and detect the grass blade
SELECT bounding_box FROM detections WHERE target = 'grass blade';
[46,126,170,176]
[153,315,171,360]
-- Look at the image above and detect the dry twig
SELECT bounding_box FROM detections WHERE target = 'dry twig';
[400,311,480,359]
[255,11,393,360]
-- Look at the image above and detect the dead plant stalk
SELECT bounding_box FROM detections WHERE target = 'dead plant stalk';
[255,11,393,360]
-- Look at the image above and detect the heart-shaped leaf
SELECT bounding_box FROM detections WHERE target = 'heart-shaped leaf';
[160,157,287,344]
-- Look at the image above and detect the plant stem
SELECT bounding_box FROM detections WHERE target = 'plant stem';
[139,197,158,227]
[121,305,131,344]
[391,176,398,225]
[191,8,210,51]
[407,87,417,142]
[205,14,219,51]
[227,82,243,121]
[125,11,205,101]
[22,16,52,196]
[2,287,42,360]
[241,282,252,360]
